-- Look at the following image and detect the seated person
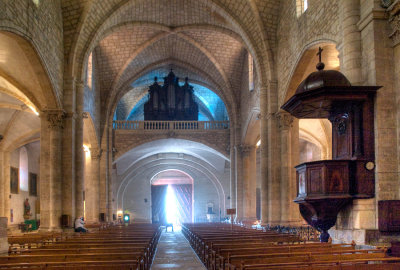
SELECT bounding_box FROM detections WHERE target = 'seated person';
[74,216,88,233]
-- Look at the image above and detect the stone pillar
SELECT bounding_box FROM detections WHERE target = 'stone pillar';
[267,82,281,225]
[40,110,64,230]
[0,152,3,217]
[277,111,294,225]
[107,125,113,221]
[260,86,269,224]
[290,119,302,224]
[0,217,7,254]
[99,148,107,220]
[389,0,400,201]
[75,83,85,219]
[49,112,63,230]
[62,112,76,223]
[329,1,397,244]
[62,77,77,223]
[339,0,363,84]
[229,144,236,210]
[108,162,113,222]
[2,152,10,223]
[86,148,100,223]
[235,144,244,221]
[241,145,257,222]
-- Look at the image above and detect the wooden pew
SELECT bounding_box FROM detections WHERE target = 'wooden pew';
[3,223,161,270]
[182,223,400,270]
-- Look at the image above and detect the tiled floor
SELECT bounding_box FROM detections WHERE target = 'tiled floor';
[151,230,206,270]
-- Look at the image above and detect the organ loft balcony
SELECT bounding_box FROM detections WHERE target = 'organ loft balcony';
[112,70,230,159]
[112,120,230,159]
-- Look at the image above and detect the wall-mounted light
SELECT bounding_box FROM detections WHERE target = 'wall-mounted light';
[256,140,261,147]
[83,145,90,153]
[28,105,39,116]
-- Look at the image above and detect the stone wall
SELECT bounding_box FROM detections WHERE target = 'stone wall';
[9,141,40,226]
[114,129,230,159]
[121,164,227,223]
[240,52,260,143]
[0,0,64,102]
[84,51,101,139]
[276,0,340,105]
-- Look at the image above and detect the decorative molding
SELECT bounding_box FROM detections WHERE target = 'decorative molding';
[45,110,65,129]
[90,148,102,160]
[387,0,400,46]
[276,111,293,130]
[238,144,255,156]
[167,131,177,138]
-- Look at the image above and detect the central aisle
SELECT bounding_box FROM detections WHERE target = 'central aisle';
[151,229,206,270]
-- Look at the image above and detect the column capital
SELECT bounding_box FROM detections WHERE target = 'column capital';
[238,144,256,156]
[387,1,400,46]
[43,109,66,129]
[275,111,293,130]
[90,148,102,160]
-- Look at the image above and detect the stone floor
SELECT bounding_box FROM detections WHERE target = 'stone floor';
[151,229,206,270]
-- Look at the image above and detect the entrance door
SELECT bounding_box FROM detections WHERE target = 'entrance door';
[171,184,192,223]
[151,185,168,224]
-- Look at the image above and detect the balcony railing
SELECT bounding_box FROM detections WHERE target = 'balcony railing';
[113,120,229,130]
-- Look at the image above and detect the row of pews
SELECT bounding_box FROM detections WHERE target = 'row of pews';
[182,223,400,270]
[1,223,161,270]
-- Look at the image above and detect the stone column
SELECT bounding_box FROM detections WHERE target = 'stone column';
[235,144,244,221]
[260,86,269,224]
[0,151,5,217]
[86,148,100,223]
[62,111,76,224]
[62,77,77,224]
[290,119,302,224]
[40,110,64,230]
[339,0,363,84]
[229,144,236,210]
[241,145,257,222]
[2,152,10,223]
[0,217,7,254]
[107,125,113,221]
[99,148,107,220]
[277,111,295,225]
[266,81,281,225]
[75,83,85,219]
[389,0,400,201]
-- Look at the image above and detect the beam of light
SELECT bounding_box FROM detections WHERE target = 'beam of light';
[166,185,179,225]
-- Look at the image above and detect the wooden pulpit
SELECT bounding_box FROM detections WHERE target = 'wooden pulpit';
[282,56,380,242]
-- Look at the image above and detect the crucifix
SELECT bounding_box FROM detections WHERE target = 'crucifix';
[316,47,325,70]
[317,47,323,63]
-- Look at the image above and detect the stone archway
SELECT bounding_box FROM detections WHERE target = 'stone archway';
[0,30,62,229]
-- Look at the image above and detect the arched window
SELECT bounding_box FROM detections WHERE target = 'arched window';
[86,52,93,90]
[296,0,308,17]
[248,52,254,91]
[19,147,28,192]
